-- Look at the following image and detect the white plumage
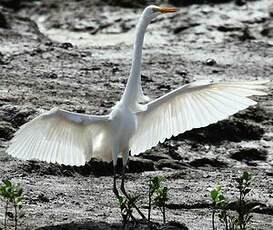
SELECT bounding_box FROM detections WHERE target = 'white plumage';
[7,108,111,166]
[130,80,268,155]
[7,6,268,170]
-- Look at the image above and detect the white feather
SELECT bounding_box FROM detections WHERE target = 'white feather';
[7,108,111,166]
[130,80,268,155]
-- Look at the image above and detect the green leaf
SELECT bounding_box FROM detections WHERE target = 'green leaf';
[15,188,23,197]
[2,179,12,187]
[155,188,163,196]
[218,210,226,219]
[242,171,252,182]
[15,197,22,205]
[5,187,12,195]
[218,194,226,201]
[210,187,221,200]
[151,176,161,189]
[117,196,124,205]
[211,191,218,200]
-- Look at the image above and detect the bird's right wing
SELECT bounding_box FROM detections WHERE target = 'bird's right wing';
[130,80,269,155]
[7,108,112,166]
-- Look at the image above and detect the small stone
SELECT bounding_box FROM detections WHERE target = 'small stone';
[205,58,217,66]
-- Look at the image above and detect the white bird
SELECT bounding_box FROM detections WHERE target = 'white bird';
[7,5,268,216]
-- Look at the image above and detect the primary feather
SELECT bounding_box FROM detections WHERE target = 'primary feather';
[129,80,268,155]
[7,108,111,166]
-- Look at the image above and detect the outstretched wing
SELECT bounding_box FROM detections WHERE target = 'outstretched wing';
[130,80,268,155]
[7,108,112,166]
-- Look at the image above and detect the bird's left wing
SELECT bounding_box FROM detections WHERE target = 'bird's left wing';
[130,80,268,155]
[7,108,111,166]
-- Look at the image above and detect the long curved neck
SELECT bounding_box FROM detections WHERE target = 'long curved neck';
[120,15,149,107]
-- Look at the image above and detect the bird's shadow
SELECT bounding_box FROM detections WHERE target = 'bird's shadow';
[175,117,264,144]
[18,157,154,177]
[36,220,188,230]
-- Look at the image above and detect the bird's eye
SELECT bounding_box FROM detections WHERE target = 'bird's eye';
[152,8,160,13]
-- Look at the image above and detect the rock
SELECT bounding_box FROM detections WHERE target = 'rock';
[204,58,217,66]
[230,148,267,162]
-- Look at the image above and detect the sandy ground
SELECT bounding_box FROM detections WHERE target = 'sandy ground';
[0,0,273,229]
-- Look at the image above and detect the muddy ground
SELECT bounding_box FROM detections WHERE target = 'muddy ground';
[0,0,273,229]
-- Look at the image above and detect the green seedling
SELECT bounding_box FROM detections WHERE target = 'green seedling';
[0,178,24,230]
[210,171,255,230]
[211,186,228,230]
[148,176,160,221]
[154,186,169,224]
[148,176,169,224]
[234,171,254,230]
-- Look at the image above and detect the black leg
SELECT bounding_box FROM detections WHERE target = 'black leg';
[121,165,128,196]
[120,165,147,220]
[113,165,120,198]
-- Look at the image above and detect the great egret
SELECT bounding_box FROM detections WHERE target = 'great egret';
[7,5,268,218]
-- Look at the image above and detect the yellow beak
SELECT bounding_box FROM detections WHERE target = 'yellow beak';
[154,7,177,13]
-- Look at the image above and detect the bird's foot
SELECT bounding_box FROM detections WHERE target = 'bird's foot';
[120,184,147,221]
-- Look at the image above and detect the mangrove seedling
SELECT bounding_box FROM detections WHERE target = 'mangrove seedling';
[148,176,161,221]
[148,176,169,224]
[234,171,254,230]
[210,171,255,230]
[0,178,24,230]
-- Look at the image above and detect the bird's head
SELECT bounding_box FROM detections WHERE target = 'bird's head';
[142,5,177,22]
